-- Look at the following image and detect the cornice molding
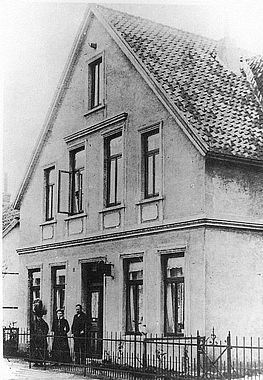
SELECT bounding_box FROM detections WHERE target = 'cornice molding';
[17,217,263,255]
[207,152,263,168]
[64,112,128,143]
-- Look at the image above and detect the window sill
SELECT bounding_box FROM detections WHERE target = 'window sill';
[84,104,105,117]
[99,204,125,214]
[136,195,164,206]
[39,219,57,227]
[64,213,87,221]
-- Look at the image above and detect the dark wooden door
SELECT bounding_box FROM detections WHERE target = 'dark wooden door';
[82,262,103,358]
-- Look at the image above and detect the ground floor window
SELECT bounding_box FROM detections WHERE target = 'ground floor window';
[125,258,143,334]
[162,254,185,335]
[51,266,66,315]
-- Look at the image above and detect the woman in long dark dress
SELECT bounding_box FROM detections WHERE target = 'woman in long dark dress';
[51,309,71,363]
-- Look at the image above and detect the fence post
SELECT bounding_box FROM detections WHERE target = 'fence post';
[227,331,232,380]
[143,335,147,368]
[84,334,87,377]
[197,330,201,378]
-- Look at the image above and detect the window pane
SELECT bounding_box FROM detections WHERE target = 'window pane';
[109,159,116,204]
[128,261,143,280]
[94,63,99,107]
[56,288,65,310]
[56,268,66,285]
[138,284,143,327]
[33,272,41,286]
[49,167,56,184]
[166,257,184,278]
[116,157,123,203]
[74,149,85,170]
[33,289,40,301]
[127,285,136,332]
[147,155,154,196]
[155,153,161,194]
[91,291,99,320]
[110,135,122,156]
[177,282,184,332]
[166,282,177,333]
[147,131,159,152]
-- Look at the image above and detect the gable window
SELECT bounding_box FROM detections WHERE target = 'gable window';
[105,132,123,207]
[162,255,184,336]
[142,129,160,199]
[44,166,55,221]
[125,258,143,334]
[89,57,103,110]
[58,146,85,215]
[52,266,66,316]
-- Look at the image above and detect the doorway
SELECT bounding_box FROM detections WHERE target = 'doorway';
[82,262,104,358]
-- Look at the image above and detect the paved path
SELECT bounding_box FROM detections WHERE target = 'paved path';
[2,358,100,380]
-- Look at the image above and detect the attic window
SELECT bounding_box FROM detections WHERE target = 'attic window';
[89,56,103,110]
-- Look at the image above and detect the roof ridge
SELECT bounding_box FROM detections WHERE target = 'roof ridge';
[95,4,218,45]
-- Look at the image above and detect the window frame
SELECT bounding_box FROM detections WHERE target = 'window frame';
[28,268,41,325]
[104,131,123,208]
[139,122,163,201]
[162,253,185,337]
[51,265,66,317]
[86,52,105,113]
[44,166,55,221]
[58,145,85,215]
[69,146,85,215]
[124,257,143,335]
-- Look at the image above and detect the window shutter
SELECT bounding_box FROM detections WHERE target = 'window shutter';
[58,170,71,214]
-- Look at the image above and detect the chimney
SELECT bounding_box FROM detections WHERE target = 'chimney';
[2,173,11,208]
[217,36,241,75]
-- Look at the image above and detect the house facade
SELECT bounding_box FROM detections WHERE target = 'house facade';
[2,199,20,327]
[14,5,263,351]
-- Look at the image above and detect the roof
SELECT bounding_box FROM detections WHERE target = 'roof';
[2,204,20,236]
[97,5,263,161]
[248,56,263,98]
[14,5,263,209]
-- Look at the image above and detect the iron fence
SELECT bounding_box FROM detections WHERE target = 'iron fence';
[3,328,263,379]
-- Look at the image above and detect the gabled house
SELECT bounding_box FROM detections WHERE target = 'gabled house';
[14,5,263,352]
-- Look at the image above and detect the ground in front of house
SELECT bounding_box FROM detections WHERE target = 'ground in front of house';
[2,357,101,380]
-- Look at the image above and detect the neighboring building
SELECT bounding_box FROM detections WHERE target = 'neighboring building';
[13,5,263,351]
[2,198,20,327]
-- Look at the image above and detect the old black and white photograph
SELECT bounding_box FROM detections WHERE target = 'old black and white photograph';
[2,0,263,379]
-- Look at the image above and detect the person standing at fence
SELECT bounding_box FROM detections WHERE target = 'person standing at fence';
[51,309,71,363]
[31,299,49,367]
[71,304,89,365]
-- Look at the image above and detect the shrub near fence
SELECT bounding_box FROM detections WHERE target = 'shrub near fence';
[3,328,263,379]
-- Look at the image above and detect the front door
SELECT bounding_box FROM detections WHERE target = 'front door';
[82,262,103,358]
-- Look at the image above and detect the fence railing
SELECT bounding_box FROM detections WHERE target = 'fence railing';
[3,328,263,379]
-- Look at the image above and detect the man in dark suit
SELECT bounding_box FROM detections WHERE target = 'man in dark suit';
[71,304,89,364]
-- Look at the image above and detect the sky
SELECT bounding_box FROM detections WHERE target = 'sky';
[2,0,263,201]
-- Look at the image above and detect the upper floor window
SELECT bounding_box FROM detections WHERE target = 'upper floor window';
[89,57,103,110]
[142,129,160,199]
[162,255,185,336]
[44,166,55,221]
[105,132,123,207]
[125,258,143,334]
[58,146,85,215]
[69,147,85,215]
